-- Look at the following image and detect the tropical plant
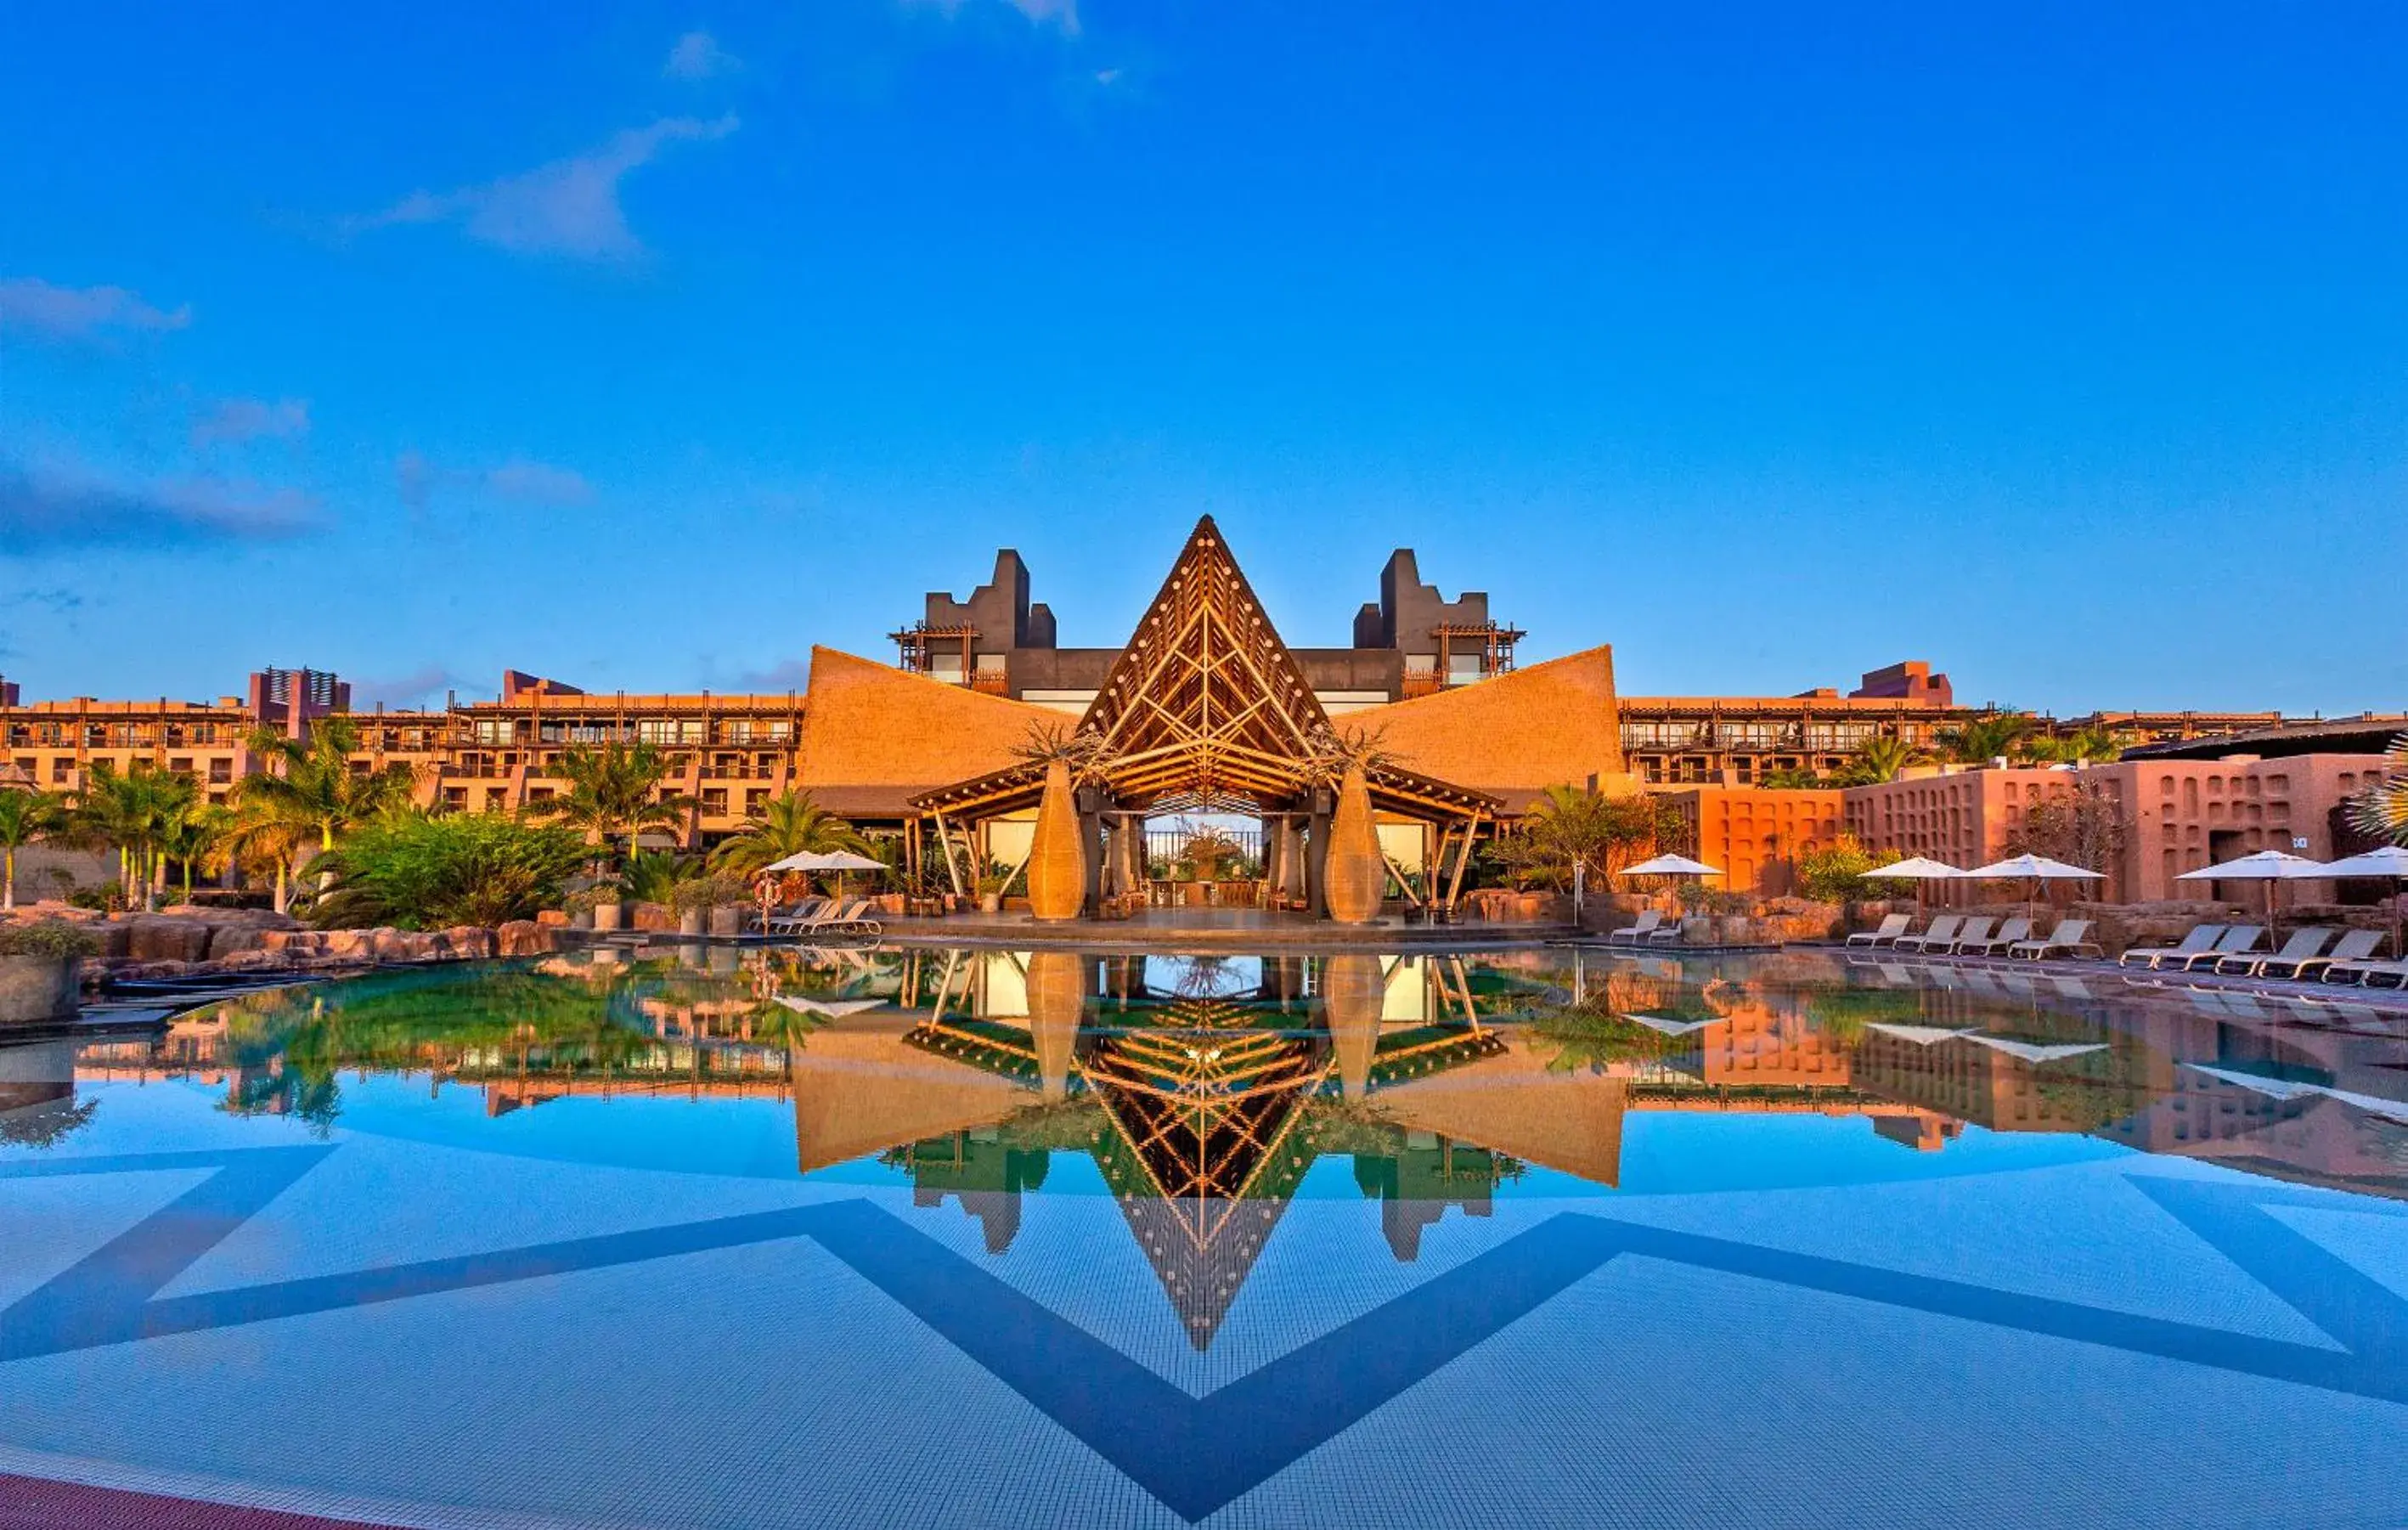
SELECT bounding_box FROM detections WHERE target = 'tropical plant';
[524,741,697,864]
[1938,711,2035,765]
[616,849,694,906]
[156,801,235,906]
[68,763,200,911]
[1832,735,1921,787]
[0,788,66,913]
[306,812,589,930]
[1300,726,1396,924]
[0,919,101,959]
[1496,784,1684,891]
[2018,725,2125,766]
[706,789,867,877]
[2349,734,2408,847]
[1760,767,1827,789]
[670,873,749,914]
[233,722,419,906]
[1013,721,1109,923]
[1793,833,1886,901]
[224,795,314,915]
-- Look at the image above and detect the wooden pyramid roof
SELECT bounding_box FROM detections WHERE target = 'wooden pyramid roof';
[914,517,1497,817]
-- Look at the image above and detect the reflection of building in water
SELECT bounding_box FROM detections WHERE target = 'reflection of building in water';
[871,950,1522,1345]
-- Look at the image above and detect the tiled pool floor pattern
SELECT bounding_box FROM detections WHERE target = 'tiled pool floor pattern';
[4,1115,2406,1528]
[7,946,2408,1529]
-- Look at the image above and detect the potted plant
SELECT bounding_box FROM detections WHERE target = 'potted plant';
[0,920,99,1026]
[589,883,623,932]
[1012,722,1108,923]
[974,861,1012,915]
[562,888,605,931]
[674,875,748,938]
[1308,725,1396,925]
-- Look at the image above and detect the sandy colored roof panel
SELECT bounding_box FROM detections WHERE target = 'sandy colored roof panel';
[795,646,1062,807]
[1347,646,1630,804]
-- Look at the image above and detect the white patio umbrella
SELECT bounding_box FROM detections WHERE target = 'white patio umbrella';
[2174,850,2326,939]
[1963,853,2103,924]
[763,849,890,899]
[1621,853,1723,879]
[2315,844,2408,957]
[1859,855,1964,917]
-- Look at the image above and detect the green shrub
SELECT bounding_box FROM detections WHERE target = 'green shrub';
[0,920,102,959]
[309,814,589,930]
[1796,835,1885,902]
[671,874,749,913]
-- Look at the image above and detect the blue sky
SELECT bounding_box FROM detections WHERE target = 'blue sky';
[3,1,2402,714]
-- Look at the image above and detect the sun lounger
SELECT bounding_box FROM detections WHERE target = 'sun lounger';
[1644,916,1685,946]
[1846,914,1914,949]
[1936,917,1998,956]
[2268,928,2382,982]
[1954,917,2032,957]
[770,897,883,939]
[762,898,826,935]
[2118,924,2225,969]
[2010,919,2105,961]
[1608,910,1663,945]
[2216,927,2334,978]
[1892,916,1965,955]
[2327,957,2408,989]
[2166,925,2265,972]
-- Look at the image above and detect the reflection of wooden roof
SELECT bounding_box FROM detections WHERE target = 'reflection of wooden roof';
[787,1014,1028,1172]
[912,518,1498,817]
[1347,646,1632,812]
[795,646,1064,817]
[1379,1037,1632,1188]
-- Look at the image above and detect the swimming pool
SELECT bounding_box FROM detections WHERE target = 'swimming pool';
[3,944,2405,1527]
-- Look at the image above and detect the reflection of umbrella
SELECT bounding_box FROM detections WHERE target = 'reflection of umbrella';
[1859,855,1964,917]
[2316,844,2408,957]
[1864,1023,1977,1047]
[773,995,885,1019]
[1964,853,2103,924]
[1621,1011,1725,1037]
[1957,1035,2108,1064]
[2175,850,2326,940]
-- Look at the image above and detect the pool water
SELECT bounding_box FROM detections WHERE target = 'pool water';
[3,945,2406,1528]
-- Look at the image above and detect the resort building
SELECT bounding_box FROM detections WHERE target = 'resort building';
[2,517,2399,912]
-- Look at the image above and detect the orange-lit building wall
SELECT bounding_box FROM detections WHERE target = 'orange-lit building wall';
[1661,786,1847,895]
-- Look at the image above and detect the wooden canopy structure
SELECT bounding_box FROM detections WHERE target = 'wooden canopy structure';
[911,517,1499,824]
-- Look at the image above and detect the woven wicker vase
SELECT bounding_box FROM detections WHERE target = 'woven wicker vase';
[1025,949,1086,1101]
[1322,765,1384,924]
[1026,760,1087,922]
[1319,952,1384,1099]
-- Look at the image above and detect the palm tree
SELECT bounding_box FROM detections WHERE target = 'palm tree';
[237,718,420,858]
[0,788,65,912]
[69,764,197,911]
[225,797,313,915]
[707,789,867,877]
[525,741,696,865]
[1938,711,2034,765]
[158,802,234,906]
[1835,735,1920,786]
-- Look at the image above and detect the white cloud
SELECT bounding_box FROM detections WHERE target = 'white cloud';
[353,115,739,262]
[0,277,190,340]
[909,0,1080,35]
[352,665,464,709]
[191,397,310,449]
[665,31,740,80]
[397,451,593,512]
[485,458,594,505]
[0,457,319,554]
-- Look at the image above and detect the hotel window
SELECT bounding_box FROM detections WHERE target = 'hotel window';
[51,759,71,784]
[472,719,515,745]
[702,788,729,816]
[1445,651,1483,686]
[168,756,193,777]
[928,651,967,684]
[443,787,468,809]
[746,788,769,815]
[482,789,508,813]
